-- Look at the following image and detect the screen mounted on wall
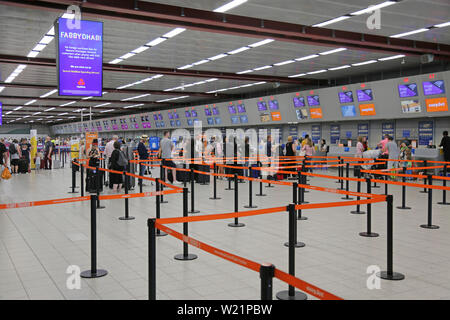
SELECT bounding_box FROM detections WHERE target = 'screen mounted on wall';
[257,101,267,111]
[307,95,320,106]
[338,91,354,104]
[398,83,418,98]
[293,97,305,107]
[237,104,246,113]
[268,99,279,110]
[228,105,237,114]
[341,105,356,117]
[422,80,446,95]
[357,89,373,102]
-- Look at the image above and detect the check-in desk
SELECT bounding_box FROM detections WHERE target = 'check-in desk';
[413,148,445,175]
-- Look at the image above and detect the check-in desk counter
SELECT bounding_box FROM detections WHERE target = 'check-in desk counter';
[327,146,357,159]
[413,148,445,175]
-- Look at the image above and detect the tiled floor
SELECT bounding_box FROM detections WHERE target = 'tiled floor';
[0,165,449,300]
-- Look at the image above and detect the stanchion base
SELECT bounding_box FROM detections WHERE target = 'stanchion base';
[284,241,305,248]
[371,185,381,189]
[228,223,245,228]
[156,231,168,237]
[119,216,135,220]
[350,210,366,214]
[255,194,267,197]
[80,269,108,279]
[341,197,354,200]
[68,191,79,194]
[303,190,310,193]
[68,186,80,189]
[359,232,379,237]
[265,185,274,188]
[244,205,258,209]
[276,290,307,300]
[297,216,308,221]
[160,201,169,204]
[189,210,200,214]
[174,253,198,261]
[396,206,411,210]
[437,202,450,205]
[209,197,221,200]
[96,206,106,210]
[420,224,440,229]
[377,271,405,281]
[419,190,428,193]
[299,201,309,204]
[224,188,234,191]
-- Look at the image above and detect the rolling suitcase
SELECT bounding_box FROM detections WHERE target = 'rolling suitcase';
[176,164,190,183]
[250,164,260,178]
[195,164,210,183]
[86,169,102,193]
[18,159,28,173]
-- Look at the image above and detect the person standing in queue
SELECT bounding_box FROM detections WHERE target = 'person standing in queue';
[439,131,450,163]
[104,135,118,187]
[355,136,365,158]
[9,139,21,174]
[159,131,176,184]
[285,136,297,177]
[137,135,149,177]
[44,136,54,170]
[301,137,315,172]
[109,141,125,192]
[384,136,400,175]
[19,138,31,173]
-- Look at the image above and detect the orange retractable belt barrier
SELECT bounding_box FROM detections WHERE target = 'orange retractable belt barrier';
[371,178,450,191]
[361,169,426,179]
[301,171,365,183]
[99,189,181,201]
[0,196,91,210]
[299,183,384,199]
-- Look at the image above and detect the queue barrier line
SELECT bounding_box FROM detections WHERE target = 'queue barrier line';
[99,189,181,201]
[154,222,342,300]
[298,182,385,199]
[370,178,450,191]
[0,196,91,210]
[159,179,184,190]
[361,169,426,180]
[192,169,234,179]
[300,171,365,183]
[432,175,450,181]
[294,197,385,211]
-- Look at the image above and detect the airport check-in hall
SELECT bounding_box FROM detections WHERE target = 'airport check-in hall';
[0,0,450,304]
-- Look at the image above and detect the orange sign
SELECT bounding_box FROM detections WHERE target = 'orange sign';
[359,104,376,116]
[86,132,98,153]
[425,97,448,112]
[310,108,323,119]
[271,111,282,121]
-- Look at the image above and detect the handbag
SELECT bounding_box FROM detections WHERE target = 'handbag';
[1,167,12,180]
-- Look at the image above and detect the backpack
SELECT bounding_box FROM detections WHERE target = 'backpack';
[117,150,128,167]
[9,143,17,154]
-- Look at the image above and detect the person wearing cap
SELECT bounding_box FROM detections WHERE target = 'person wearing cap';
[87,138,101,167]
[137,135,149,177]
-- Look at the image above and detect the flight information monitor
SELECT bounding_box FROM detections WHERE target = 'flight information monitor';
[307,95,320,106]
[237,104,246,113]
[341,105,356,117]
[338,91,354,104]
[228,105,237,114]
[422,80,446,95]
[293,97,305,107]
[257,101,268,111]
[357,89,374,102]
[268,99,279,110]
[398,83,418,98]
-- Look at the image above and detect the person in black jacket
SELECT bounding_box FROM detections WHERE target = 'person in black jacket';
[109,141,125,192]
[440,131,450,162]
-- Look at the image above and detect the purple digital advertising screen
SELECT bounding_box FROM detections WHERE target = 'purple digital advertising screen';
[191,110,198,117]
[257,101,267,111]
[153,114,158,121]
[307,95,320,106]
[398,83,418,98]
[228,105,237,114]
[185,110,191,117]
[357,89,373,102]
[205,108,212,116]
[268,100,279,110]
[338,91,354,104]
[293,97,305,107]
[173,112,179,119]
[56,18,103,96]
[237,104,246,113]
[212,107,219,115]
[158,114,163,120]
[168,112,174,119]
[422,80,446,95]
[0,102,2,126]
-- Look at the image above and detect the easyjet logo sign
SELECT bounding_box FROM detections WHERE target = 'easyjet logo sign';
[425,97,448,112]
[359,104,376,116]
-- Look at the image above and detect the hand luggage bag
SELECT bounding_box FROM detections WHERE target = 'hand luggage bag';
[195,164,210,184]
[18,159,28,173]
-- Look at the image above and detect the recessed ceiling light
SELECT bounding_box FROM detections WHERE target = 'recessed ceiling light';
[146,37,167,47]
[193,59,209,66]
[163,28,186,38]
[228,46,250,55]
[27,51,40,58]
[313,16,350,27]
[32,43,47,52]
[44,107,55,112]
[39,35,54,45]
[274,60,296,66]
[352,60,378,66]
[24,100,36,106]
[120,52,136,60]
[132,46,150,54]
[248,39,274,48]
[178,64,194,70]
[390,28,429,38]
[350,1,396,16]
[319,48,347,55]
[109,58,123,64]
[328,65,351,70]
[307,69,327,74]
[236,70,253,74]
[214,0,248,13]
[208,53,228,61]
[60,101,76,106]
[288,73,307,78]
[378,54,405,61]
[253,65,272,71]
[40,89,57,98]
[295,54,319,61]
[93,103,111,107]
[434,21,450,28]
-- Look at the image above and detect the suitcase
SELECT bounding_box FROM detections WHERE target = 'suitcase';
[195,164,210,184]
[86,170,103,193]
[176,165,190,183]
[18,159,28,173]
[250,165,260,178]
[276,173,284,181]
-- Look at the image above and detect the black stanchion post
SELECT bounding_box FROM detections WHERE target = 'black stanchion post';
[189,168,200,214]
[437,164,449,205]
[384,175,389,195]
[351,167,365,214]
[209,163,221,200]
[160,179,168,204]
[155,179,167,237]
[244,177,257,209]
[147,218,156,300]
[284,183,305,248]
[297,171,308,219]
[175,188,198,261]
[336,156,342,184]
[341,162,354,200]
[119,172,135,220]
[68,162,79,193]
[377,195,405,281]
[276,204,307,300]
[300,171,310,204]
[80,164,85,197]
[360,178,379,237]
[96,167,105,209]
[139,163,143,193]
[228,174,245,227]
[81,195,108,279]
[260,264,275,300]
[421,175,439,229]
[256,175,266,197]
[397,167,411,210]
[420,160,428,193]
[339,160,344,190]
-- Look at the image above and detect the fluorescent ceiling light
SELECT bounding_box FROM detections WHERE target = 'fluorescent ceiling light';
[228,46,250,55]
[120,52,136,60]
[44,107,55,112]
[378,54,405,61]
[434,21,450,28]
[24,100,36,106]
[307,69,327,74]
[193,59,209,66]
[178,64,194,70]
[274,60,295,66]
[39,35,54,45]
[288,73,306,78]
[313,16,350,27]
[295,54,319,61]
[58,112,68,116]
[60,101,76,106]
[81,96,93,100]
[47,26,55,36]
[352,60,378,66]
[32,43,47,52]
[32,112,41,115]
[132,46,150,54]
[116,83,134,89]
[5,111,12,115]
[23,115,30,118]
[109,58,123,64]
[0,87,5,93]
[206,78,218,82]
[93,103,111,107]
[253,82,266,85]
[48,116,54,118]
[13,106,23,111]
[40,89,57,98]
[121,94,150,101]
[249,39,274,48]
[253,65,272,71]
[27,51,40,58]
[390,28,429,38]
[16,64,27,71]
[152,74,164,79]
[146,37,167,46]
[163,28,186,38]
[350,1,396,16]
[61,13,75,19]
[123,103,144,109]
[68,116,76,119]
[208,53,228,61]
[239,83,254,88]
[5,76,15,83]
[328,65,351,70]
[319,48,347,55]
[236,70,253,74]
[214,0,248,13]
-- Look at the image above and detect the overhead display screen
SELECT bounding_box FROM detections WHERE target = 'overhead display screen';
[357,89,373,102]
[401,100,421,113]
[425,97,448,112]
[237,104,246,113]
[293,97,305,107]
[187,119,193,126]
[359,103,376,116]
[56,18,103,96]
[307,95,320,106]
[422,80,446,95]
[398,83,418,98]
[268,99,279,110]
[271,111,281,121]
[153,114,158,121]
[257,101,268,111]
[239,115,248,123]
[191,110,198,117]
[310,108,323,119]
[185,110,191,117]
[170,120,175,127]
[205,108,212,116]
[338,91,353,104]
[207,118,214,125]
[341,105,356,117]
[295,108,308,120]
[214,117,221,125]
[176,120,181,126]
[260,113,270,122]
[173,112,179,119]
[231,116,239,124]
[228,105,237,114]
[212,106,219,115]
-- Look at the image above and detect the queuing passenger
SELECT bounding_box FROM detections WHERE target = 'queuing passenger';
[362,137,368,152]
[9,139,22,174]
[439,131,450,163]
[0,138,8,171]
[88,139,100,167]
[301,137,315,168]
[319,139,328,152]
[378,134,389,158]
[43,136,54,170]
[356,136,365,158]
[20,138,31,172]
[384,136,400,171]
[137,135,149,177]
[159,131,176,184]
[108,141,124,192]
[104,135,118,185]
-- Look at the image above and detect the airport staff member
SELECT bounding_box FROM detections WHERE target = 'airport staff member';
[439,131,450,162]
